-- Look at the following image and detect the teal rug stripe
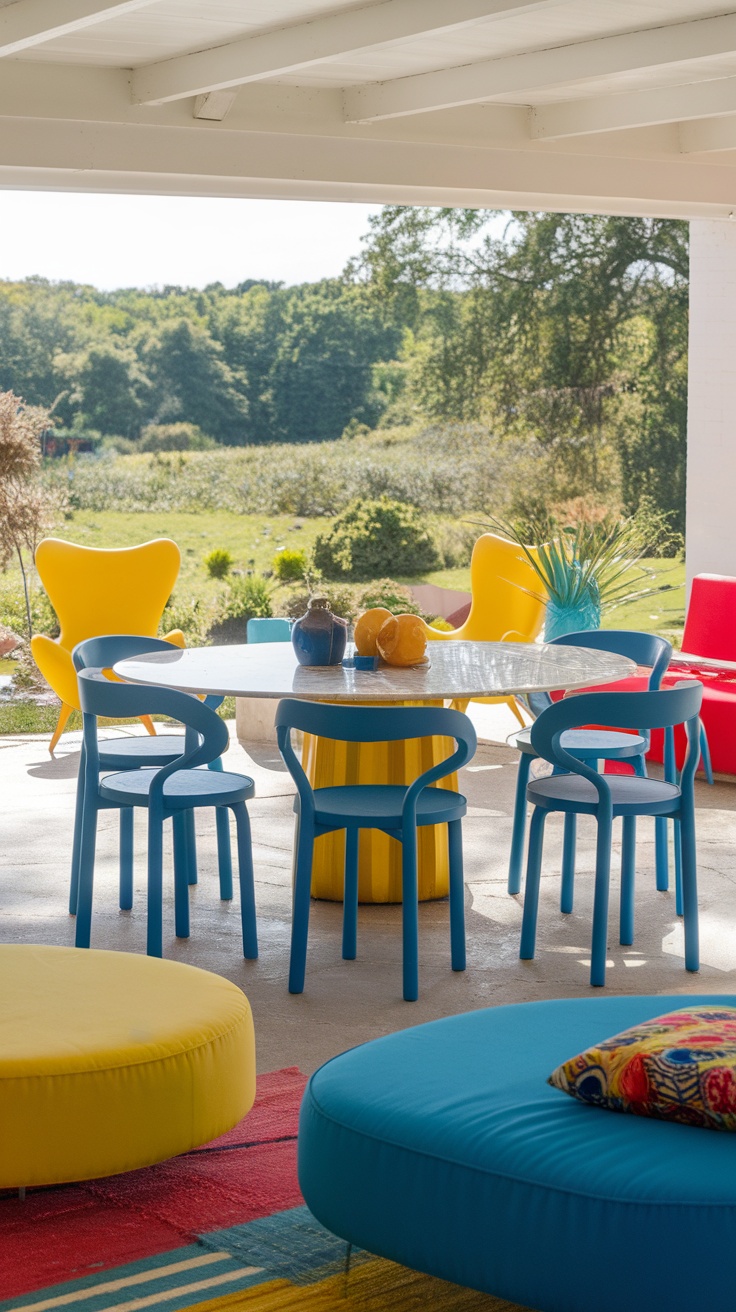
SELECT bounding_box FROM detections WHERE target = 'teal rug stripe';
[201,1205,368,1287]
[0,1244,255,1312]
[0,1206,363,1312]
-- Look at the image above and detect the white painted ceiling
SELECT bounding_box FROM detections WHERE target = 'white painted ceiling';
[4,0,736,216]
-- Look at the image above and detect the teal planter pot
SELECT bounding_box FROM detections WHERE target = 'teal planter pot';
[544,595,601,642]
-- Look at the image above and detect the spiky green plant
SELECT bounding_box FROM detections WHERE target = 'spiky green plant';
[477,511,678,615]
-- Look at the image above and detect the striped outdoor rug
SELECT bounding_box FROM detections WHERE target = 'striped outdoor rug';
[0,1068,530,1312]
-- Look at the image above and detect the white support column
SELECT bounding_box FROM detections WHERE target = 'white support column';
[686,220,736,586]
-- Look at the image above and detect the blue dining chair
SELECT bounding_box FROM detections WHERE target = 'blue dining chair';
[247,617,293,643]
[275,699,477,1002]
[71,635,233,917]
[519,680,703,987]
[507,630,673,904]
[75,667,258,960]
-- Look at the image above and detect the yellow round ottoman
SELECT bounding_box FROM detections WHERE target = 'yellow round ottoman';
[0,945,256,1189]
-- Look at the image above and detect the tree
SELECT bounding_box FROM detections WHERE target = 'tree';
[141,318,249,444]
[0,392,63,638]
[352,208,689,526]
[63,342,151,437]
[265,282,400,443]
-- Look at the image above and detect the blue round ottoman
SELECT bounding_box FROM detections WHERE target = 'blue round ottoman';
[299,995,736,1312]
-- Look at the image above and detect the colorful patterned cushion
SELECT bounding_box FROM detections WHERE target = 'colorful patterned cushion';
[549,1006,736,1131]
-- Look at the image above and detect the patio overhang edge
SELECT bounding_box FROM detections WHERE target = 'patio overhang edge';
[0,119,736,220]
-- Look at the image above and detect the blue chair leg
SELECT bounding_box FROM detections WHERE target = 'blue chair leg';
[520,807,546,961]
[233,803,258,960]
[700,722,714,785]
[342,828,359,961]
[657,727,678,895]
[679,804,700,973]
[147,807,164,959]
[508,751,532,895]
[185,809,198,885]
[632,753,647,778]
[289,815,315,994]
[216,807,234,900]
[401,824,420,1002]
[674,820,684,917]
[69,748,87,915]
[560,813,576,914]
[119,808,134,911]
[75,793,99,949]
[209,756,234,898]
[620,816,636,946]
[448,818,466,972]
[590,807,613,987]
[655,818,669,892]
[172,812,190,939]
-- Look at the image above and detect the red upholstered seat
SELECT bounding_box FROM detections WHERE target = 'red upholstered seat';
[681,573,736,661]
[570,578,736,775]
[652,575,736,775]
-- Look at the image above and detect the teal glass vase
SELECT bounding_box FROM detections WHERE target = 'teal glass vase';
[544,594,601,642]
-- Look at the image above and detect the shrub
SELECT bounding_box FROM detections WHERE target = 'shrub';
[43,424,550,520]
[205,547,234,579]
[0,582,57,637]
[355,578,420,615]
[161,594,222,646]
[312,498,440,581]
[272,547,308,582]
[282,582,358,622]
[139,423,215,453]
[223,575,272,623]
[433,520,478,569]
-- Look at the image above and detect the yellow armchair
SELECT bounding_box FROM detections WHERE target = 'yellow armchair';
[31,538,185,753]
[426,532,546,726]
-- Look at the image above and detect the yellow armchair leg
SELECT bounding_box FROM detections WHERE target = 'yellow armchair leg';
[507,696,528,729]
[140,715,157,737]
[49,703,74,755]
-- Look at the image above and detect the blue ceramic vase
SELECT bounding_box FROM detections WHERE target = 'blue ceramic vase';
[291,596,347,666]
[544,593,602,642]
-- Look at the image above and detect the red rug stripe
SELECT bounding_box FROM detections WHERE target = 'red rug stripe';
[0,1067,307,1301]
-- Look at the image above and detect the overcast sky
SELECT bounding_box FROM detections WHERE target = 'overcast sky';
[0,191,383,290]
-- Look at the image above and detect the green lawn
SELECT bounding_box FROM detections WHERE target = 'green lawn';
[56,508,331,601]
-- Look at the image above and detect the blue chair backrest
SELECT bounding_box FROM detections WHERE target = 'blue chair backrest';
[527,629,672,718]
[77,667,229,789]
[275,699,477,817]
[73,634,181,672]
[247,618,292,643]
[531,682,703,801]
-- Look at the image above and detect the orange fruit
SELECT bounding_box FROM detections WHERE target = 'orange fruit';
[376,613,428,667]
[354,607,393,657]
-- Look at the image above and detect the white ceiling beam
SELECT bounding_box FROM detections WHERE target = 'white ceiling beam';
[0,59,529,144]
[0,0,154,58]
[343,10,736,122]
[680,115,736,153]
[1,117,736,220]
[131,0,570,106]
[533,77,736,141]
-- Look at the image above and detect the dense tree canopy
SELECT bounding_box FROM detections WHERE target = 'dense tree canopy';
[352,209,689,527]
[0,208,689,528]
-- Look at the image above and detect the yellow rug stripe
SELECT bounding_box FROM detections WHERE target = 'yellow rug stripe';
[13,1255,239,1312]
[178,1257,531,1312]
[91,1268,262,1312]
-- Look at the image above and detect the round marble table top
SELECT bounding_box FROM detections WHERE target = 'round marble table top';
[114,640,636,702]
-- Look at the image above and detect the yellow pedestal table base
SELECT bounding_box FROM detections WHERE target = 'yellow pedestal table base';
[302,700,457,903]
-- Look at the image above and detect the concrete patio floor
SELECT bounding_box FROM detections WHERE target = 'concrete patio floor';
[2,719,736,1075]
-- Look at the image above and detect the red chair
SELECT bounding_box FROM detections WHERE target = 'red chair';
[651,573,736,777]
